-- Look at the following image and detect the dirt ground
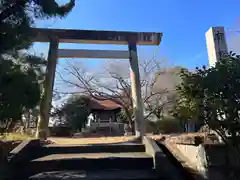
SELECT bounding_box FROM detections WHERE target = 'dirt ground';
[47,133,205,145]
[47,134,169,145]
[47,136,138,145]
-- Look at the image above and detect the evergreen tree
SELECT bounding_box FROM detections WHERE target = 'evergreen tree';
[0,0,75,134]
[0,0,75,53]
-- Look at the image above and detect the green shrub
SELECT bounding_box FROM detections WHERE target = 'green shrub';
[155,116,183,133]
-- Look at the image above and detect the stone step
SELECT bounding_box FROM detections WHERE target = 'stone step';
[40,143,145,155]
[15,152,153,177]
[28,170,166,180]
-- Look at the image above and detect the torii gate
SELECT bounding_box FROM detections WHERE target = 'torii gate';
[30,28,163,140]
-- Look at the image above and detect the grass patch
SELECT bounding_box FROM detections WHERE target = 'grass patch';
[0,133,34,141]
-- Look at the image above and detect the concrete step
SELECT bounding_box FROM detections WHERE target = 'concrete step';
[28,170,166,180]
[17,152,153,177]
[40,143,145,155]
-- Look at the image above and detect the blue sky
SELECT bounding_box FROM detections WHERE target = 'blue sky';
[34,0,240,69]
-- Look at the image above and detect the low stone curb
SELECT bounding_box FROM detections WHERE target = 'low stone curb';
[143,136,183,179]
[8,139,41,163]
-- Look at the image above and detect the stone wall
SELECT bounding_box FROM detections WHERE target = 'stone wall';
[175,143,200,169]
[205,144,240,179]
[175,142,240,179]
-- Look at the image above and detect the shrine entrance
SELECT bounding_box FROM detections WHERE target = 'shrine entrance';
[31,28,162,139]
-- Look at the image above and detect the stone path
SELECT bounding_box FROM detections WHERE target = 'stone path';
[11,140,171,180]
[32,152,151,161]
[7,135,198,180]
[29,170,162,180]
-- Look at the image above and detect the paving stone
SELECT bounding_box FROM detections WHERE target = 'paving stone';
[29,170,164,180]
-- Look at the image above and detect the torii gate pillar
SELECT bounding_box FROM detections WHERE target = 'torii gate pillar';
[128,43,145,138]
[36,38,59,139]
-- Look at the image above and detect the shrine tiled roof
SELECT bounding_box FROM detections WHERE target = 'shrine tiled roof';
[90,98,123,111]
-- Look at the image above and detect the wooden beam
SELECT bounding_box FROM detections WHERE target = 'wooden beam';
[57,49,130,59]
[30,28,162,45]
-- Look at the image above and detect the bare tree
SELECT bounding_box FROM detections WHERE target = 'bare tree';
[56,58,170,131]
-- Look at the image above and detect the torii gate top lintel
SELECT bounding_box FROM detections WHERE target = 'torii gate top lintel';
[31,28,163,45]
